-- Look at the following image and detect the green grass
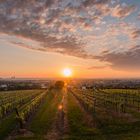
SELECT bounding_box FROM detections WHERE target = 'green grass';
[14,89,63,140]
[67,92,100,139]
[23,89,63,138]
[0,90,45,140]
[1,89,140,140]
[91,107,140,140]
[67,91,140,140]
[0,113,16,139]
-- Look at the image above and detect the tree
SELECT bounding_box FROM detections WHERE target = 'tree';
[55,81,64,90]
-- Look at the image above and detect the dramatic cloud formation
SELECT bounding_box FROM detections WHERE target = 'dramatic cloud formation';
[97,45,140,70]
[0,0,140,71]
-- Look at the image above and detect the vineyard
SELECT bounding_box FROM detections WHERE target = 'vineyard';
[71,88,140,114]
[0,90,43,119]
[68,87,140,139]
[0,87,140,140]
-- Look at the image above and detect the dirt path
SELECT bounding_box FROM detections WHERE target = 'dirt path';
[45,88,68,140]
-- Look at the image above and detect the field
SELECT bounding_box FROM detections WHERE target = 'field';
[0,87,140,140]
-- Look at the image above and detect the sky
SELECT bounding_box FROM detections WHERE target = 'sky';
[0,0,140,79]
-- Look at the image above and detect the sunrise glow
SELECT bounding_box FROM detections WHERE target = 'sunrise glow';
[0,0,140,79]
[63,68,72,77]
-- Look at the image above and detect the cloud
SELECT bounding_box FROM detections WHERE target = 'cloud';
[97,45,140,71]
[112,4,136,18]
[138,13,140,20]
[0,0,140,71]
[82,0,111,7]
[10,35,94,59]
[131,29,140,39]
[88,66,108,69]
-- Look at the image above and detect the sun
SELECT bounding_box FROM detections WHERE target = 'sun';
[63,68,72,77]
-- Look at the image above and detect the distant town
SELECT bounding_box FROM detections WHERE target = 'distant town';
[1,78,140,91]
